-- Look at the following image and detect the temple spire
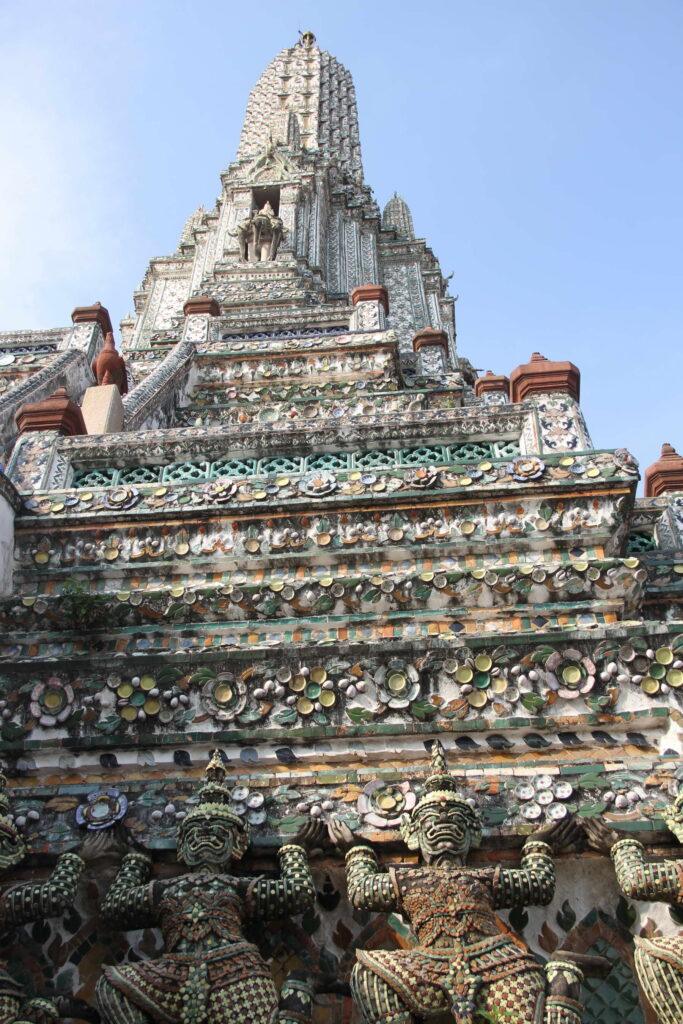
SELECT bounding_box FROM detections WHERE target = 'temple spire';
[236,36,363,180]
[382,193,415,239]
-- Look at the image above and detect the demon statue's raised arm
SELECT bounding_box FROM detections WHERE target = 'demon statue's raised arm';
[0,770,84,1024]
[95,752,316,1024]
[333,741,597,1024]
[586,796,683,1024]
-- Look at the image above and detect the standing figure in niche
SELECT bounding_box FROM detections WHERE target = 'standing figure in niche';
[0,769,84,1024]
[586,798,683,1024]
[330,741,602,1024]
[251,203,275,262]
[95,752,320,1024]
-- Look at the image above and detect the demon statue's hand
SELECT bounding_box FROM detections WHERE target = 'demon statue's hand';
[529,815,582,851]
[327,814,360,854]
[78,822,146,869]
[292,818,328,856]
[582,819,621,855]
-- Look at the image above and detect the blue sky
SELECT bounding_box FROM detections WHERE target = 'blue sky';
[0,1,681,487]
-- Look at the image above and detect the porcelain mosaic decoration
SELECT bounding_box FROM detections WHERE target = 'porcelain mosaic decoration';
[0,29,680,1024]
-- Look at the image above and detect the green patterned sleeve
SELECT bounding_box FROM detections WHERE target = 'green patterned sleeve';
[611,838,682,902]
[494,840,555,909]
[100,852,158,929]
[2,851,85,927]
[345,844,397,912]
[247,843,315,920]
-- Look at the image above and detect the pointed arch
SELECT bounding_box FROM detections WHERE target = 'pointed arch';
[558,908,656,1024]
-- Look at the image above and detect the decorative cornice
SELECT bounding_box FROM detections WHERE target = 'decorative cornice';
[122,338,195,430]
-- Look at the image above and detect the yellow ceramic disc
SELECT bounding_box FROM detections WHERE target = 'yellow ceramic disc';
[387,672,407,692]
[214,683,233,703]
[467,691,487,707]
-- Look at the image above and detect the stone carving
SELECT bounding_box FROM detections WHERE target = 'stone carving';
[95,751,319,1024]
[230,203,286,263]
[0,769,84,1024]
[121,337,195,431]
[586,800,683,1023]
[331,741,601,1024]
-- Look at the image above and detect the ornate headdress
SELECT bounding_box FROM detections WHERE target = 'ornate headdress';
[400,740,482,849]
[179,751,250,860]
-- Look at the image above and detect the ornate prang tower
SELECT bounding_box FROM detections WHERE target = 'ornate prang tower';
[119,29,456,374]
[0,31,680,1024]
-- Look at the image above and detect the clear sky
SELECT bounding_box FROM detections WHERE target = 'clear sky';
[0,0,681,488]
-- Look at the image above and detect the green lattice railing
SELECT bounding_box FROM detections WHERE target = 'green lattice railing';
[71,440,519,490]
[626,530,657,554]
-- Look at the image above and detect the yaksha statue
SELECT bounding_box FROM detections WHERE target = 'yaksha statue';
[95,752,318,1024]
[332,741,596,1024]
[0,769,84,1024]
[586,796,683,1024]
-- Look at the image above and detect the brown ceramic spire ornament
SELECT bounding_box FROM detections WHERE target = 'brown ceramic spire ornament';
[92,333,128,395]
[644,443,683,496]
